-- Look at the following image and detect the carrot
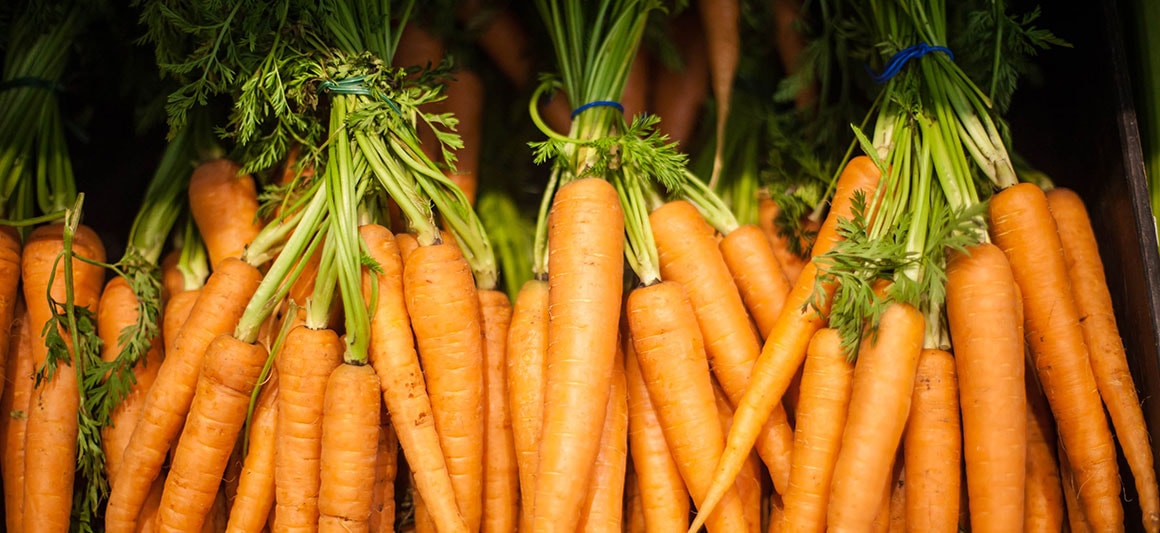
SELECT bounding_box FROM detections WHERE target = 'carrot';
[1046,187,1159,532]
[888,463,906,533]
[154,334,268,532]
[359,224,468,533]
[989,182,1122,531]
[163,290,200,354]
[160,249,183,303]
[403,241,485,531]
[697,0,740,183]
[506,279,548,533]
[758,198,810,285]
[628,280,749,533]
[188,159,263,270]
[826,302,925,532]
[478,289,518,532]
[439,68,484,205]
[651,10,710,148]
[107,258,263,533]
[1025,357,1064,533]
[719,224,792,340]
[21,222,106,532]
[314,363,380,532]
[137,477,165,533]
[768,492,785,533]
[0,301,32,532]
[770,0,815,109]
[650,200,793,494]
[0,225,23,397]
[779,328,853,533]
[622,46,650,120]
[225,371,278,533]
[624,466,646,533]
[1060,438,1091,533]
[901,349,960,532]
[99,277,165,483]
[272,325,344,530]
[577,343,628,533]
[712,384,763,533]
[412,483,436,533]
[625,334,690,532]
[395,232,419,264]
[533,177,624,532]
[691,155,881,531]
[369,418,398,533]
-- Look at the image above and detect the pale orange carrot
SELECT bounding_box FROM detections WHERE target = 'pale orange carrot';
[317,363,381,532]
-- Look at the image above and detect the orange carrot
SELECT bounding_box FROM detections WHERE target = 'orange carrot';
[136,477,165,533]
[712,383,763,533]
[99,277,165,483]
[720,224,792,340]
[651,10,710,148]
[622,47,650,120]
[888,462,906,533]
[478,289,518,532]
[1047,187,1159,532]
[225,371,278,533]
[1059,437,1091,533]
[163,290,199,354]
[316,363,381,532]
[395,232,419,264]
[1,301,32,532]
[439,68,484,205]
[577,344,628,533]
[404,241,485,531]
[107,258,263,533]
[697,0,740,182]
[273,326,344,530]
[506,279,548,533]
[770,0,815,109]
[691,155,881,531]
[780,328,853,533]
[370,418,398,533]
[0,225,22,397]
[903,349,960,532]
[160,249,183,303]
[155,334,268,532]
[533,177,624,532]
[768,492,785,533]
[628,281,749,533]
[625,465,646,533]
[21,223,106,532]
[360,224,468,533]
[826,302,925,532]
[1025,358,1064,533]
[188,159,263,269]
[989,183,1122,531]
[758,198,810,285]
[625,335,689,532]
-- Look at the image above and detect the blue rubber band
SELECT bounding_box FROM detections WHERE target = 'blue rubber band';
[571,100,624,119]
[866,43,954,84]
[0,76,64,94]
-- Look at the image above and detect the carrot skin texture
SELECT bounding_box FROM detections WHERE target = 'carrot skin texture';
[479,289,518,532]
[757,198,810,285]
[577,344,628,532]
[404,242,485,532]
[107,258,263,533]
[21,223,106,533]
[712,385,763,533]
[625,336,690,532]
[1059,437,1092,533]
[691,155,881,532]
[156,335,269,532]
[629,281,749,533]
[720,224,792,340]
[317,363,381,533]
[360,225,468,533]
[779,329,853,533]
[1025,359,1064,533]
[273,326,345,531]
[506,279,548,533]
[369,419,397,533]
[188,159,263,269]
[903,349,961,533]
[225,372,279,533]
[163,290,200,354]
[1046,187,1159,533]
[826,302,925,532]
[533,178,625,532]
[989,183,1123,532]
[1,302,32,533]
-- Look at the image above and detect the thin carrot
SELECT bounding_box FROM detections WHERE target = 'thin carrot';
[691,155,881,531]
[989,182,1122,531]
[395,232,419,264]
[360,224,467,533]
[651,10,710,149]
[903,349,960,532]
[154,334,269,532]
[21,222,106,533]
[1047,187,1159,532]
[273,325,344,530]
[404,241,485,532]
[758,198,809,285]
[770,0,815,109]
[0,225,23,398]
[719,224,792,340]
[625,334,690,532]
[136,477,165,533]
[697,0,740,184]
[160,249,183,303]
[438,68,484,205]
[628,280,749,533]
[187,159,263,270]
[479,289,518,532]
[779,328,853,533]
[826,302,925,532]
[1060,437,1091,533]
[533,177,624,532]
[577,343,628,533]
[224,371,278,533]
[506,279,548,533]
[163,290,199,354]
[369,417,398,533]
[0,301,32,532]
[1025,357,1064,533]
[712,383,763,533]
[769,492,785,533]
[107,258,263,533]
[317,363,381,532]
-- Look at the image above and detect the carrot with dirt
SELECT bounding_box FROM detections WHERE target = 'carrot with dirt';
[778,328,853,533]
[902,349,960,532]
[1047,186,1159,532]
[989,182,1122,531]
[577,343,629,533]
[224,370,278,533]
[480,288,518,532]
[0,301,32,532]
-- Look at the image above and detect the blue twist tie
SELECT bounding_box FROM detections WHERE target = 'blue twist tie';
[866,43,954,84]
[571,100,624,119]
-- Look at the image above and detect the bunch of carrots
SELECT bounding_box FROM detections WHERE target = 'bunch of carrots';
[0,0,1156,532]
